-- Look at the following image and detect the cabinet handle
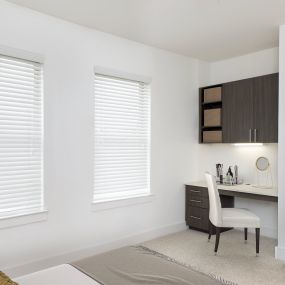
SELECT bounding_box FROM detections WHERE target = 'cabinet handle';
[249,129,252,143]
[190,190,200,193]
[190,199,201,203]
[254,129,257,142]
[190,215,201,220]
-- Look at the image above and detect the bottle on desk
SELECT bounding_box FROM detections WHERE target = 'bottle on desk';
[216,163,224,184]
[226,166,234,185]
[234,165,238,185]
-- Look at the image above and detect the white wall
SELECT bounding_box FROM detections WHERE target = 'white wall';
[0,0,281,272]
[198,48,279,238]
[276,25,285,260]
[0,0,201,275]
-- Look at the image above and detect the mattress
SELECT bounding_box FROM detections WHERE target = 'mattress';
[15,264,101,285]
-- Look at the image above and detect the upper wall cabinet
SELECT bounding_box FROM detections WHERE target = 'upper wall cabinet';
[253,73,278,143]
[199,73,278,143]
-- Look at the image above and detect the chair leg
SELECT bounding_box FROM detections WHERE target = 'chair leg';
[208,223,212,242]
[256,228,260,256]
[214,227,221,255]
[244,228,248,243]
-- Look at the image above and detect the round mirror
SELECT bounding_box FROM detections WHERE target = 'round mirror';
[256,157,270,171]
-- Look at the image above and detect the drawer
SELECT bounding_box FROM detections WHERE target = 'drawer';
[186,185,208,197]
[188,195,209,208]
[186,206,209,231]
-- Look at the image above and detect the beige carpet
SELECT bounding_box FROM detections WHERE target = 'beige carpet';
[142,230,285,285]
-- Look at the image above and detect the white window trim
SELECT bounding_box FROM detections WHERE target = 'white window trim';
[0,45,45,64]
[0,46,47,229]
[94,66,152,85]
[0,210,48,229]
[93,67,152,207]
[92,193,154,212]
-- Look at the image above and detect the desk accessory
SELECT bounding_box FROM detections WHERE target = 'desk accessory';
[254,157,273,189]
[216,164,223,184]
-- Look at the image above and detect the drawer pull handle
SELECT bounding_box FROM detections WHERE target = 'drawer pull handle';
[190,215,201,220]
[190,190,200,193]
[190,199,201,203]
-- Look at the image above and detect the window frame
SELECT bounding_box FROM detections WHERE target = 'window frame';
[92,67,152,209]
[0,46,47,228]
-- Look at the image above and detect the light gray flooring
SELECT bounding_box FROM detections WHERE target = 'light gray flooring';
[142,229,285,285]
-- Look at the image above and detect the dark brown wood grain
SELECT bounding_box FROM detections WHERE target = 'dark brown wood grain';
[199,73,279,143]
[253,73,278,143]
[222,78,254,143]
[185,186,234,234]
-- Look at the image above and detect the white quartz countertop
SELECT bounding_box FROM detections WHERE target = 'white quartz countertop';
[186,181,278,197]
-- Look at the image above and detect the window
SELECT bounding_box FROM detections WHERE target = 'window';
[94,70,150,203]
[0,53,44,219]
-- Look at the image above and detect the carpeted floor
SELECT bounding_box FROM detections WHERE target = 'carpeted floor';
[142,229,285,285]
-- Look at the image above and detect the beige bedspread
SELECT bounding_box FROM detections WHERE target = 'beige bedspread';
[72,246,227,285]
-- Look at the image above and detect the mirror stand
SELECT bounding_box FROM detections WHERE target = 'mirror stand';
[255,165,273,189]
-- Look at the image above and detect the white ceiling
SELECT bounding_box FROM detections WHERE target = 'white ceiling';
[6,0,285,61]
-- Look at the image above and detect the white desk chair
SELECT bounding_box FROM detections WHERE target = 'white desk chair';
[205,173,261,256]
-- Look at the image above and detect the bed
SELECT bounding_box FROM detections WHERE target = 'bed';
[15,264,100,285]
[15,246,229,285]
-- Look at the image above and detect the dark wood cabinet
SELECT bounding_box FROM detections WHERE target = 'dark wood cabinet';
[199,73,278,143]
[223,78,254,143]
[253,73,278,143]
[185,185,211,232]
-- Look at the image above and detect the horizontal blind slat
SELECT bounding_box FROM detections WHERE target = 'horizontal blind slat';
[0,54,43,218]
[94,73,150,201]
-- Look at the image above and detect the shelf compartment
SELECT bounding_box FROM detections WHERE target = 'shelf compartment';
[203,87,222,103]
[203,130,222,143]
[204,108,221,127]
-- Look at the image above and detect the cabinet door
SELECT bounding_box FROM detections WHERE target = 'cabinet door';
[253,73,278,143]
[222,79,254,143]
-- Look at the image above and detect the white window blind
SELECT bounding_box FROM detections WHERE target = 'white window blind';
[0,54,43,218]
[94,72,150,202]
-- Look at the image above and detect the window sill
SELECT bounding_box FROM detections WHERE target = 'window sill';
[92,193,154,212]
[0,210,48,229]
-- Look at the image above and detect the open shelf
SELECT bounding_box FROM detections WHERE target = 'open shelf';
[199,84,223,143]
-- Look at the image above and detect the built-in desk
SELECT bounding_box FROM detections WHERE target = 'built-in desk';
[185,182,278,233]
[188,181,278,202]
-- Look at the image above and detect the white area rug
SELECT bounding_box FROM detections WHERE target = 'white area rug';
[142,230,285,285]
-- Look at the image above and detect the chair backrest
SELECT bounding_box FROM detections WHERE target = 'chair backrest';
[205,172,222,227]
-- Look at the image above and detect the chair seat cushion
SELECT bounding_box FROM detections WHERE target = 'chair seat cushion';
[221,208,260,228]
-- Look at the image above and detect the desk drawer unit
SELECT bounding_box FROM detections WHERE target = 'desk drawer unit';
[185,185,210,232]
[185,184,234,234]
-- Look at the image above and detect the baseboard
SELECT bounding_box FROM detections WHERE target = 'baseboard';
[261,226,278,239]
[5,222,187,278]
[275,246,285,261]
